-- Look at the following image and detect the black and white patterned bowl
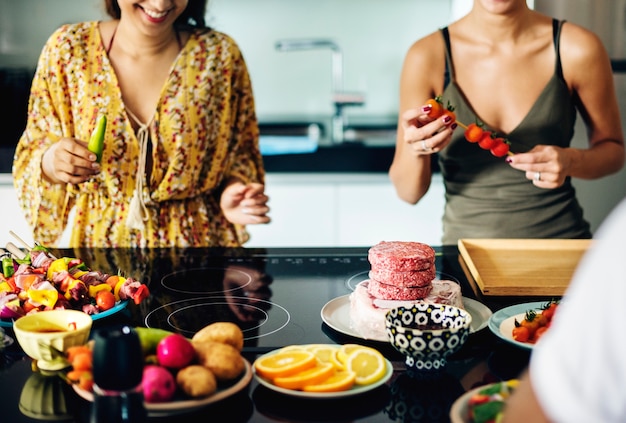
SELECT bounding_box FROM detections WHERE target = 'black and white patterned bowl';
[385,304,472,373]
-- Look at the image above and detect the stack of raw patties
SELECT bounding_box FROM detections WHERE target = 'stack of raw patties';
[350,241,464,341]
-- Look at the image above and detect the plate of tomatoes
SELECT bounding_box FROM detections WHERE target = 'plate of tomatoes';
[487,300,559,350]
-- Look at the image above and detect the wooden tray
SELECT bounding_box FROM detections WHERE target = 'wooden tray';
[458,239,592,296]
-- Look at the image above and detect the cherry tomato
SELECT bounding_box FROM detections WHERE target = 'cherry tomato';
[478,131,497,150]
[534,313,549,328]
[105,275,121,290]
[425,97,444,118]
[96,289,116,311]
[541,302,558,321]
[490,138,510,157]
[71,351,93,371]
[464,123,484,143]
[534,326,549,342]
[512,325,530,342]
[520,314,540,339]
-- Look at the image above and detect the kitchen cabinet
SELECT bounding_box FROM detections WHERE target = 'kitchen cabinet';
[0,177,36,247]
[246,173,445,247]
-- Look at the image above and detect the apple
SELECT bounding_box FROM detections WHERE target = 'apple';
[142,365,176,403]
[156,333,195,369]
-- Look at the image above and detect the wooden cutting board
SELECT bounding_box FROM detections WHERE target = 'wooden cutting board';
[458,239,592,296]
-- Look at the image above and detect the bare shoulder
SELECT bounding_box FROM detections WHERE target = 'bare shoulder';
[404,30,446,71]
[401,30,447,95]
[559,21,610,68]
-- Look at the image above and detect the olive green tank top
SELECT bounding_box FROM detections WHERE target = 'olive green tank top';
[438,19,591,245]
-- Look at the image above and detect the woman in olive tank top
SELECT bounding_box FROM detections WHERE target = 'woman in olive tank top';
[390,0,624,245]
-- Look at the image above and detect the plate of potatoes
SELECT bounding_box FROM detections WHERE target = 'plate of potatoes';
[72,322,253,416]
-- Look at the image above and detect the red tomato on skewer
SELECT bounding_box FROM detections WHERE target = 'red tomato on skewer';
[464,123,484,143]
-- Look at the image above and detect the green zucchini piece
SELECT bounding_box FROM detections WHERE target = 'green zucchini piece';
[87,115,107,163]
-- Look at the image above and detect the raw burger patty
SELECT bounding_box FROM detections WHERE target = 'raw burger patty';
[368,241,435,272]
[368,265,435,287]
[367,278,432,301]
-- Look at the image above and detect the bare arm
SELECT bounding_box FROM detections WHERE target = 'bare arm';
[507,22,624,187]
[389,33,455,204]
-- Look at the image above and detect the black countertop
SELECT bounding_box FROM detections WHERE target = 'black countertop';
[0,246,545,423]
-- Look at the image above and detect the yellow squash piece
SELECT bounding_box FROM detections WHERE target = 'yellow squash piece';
[27,288,59,308]
[46,258,69,280]
[88,283,111,298]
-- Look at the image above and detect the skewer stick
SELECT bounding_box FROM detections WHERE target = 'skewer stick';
[455,120,468,130]
[9,231,33,251]
[5,242,26,261]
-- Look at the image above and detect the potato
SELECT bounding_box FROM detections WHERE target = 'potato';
[193,341,244,381]
[192,322,244,351]
[176,365,217,398]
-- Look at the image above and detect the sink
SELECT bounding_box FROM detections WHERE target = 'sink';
[259,122,323,155]
[342,124,397,146]
[258,119,397,153]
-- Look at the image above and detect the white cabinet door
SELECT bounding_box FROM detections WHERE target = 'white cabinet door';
[245,173,444,247]
[336,174,445,247]
[245,179,336,247]
[0,184,36,247]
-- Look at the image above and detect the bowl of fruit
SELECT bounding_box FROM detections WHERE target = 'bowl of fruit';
[385,304,472,374]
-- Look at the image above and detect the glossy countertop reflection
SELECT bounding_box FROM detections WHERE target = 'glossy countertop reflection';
[0,246,537,422]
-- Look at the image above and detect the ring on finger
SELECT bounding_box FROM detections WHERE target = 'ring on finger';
[534,171,541,181]
[421,140,428,151]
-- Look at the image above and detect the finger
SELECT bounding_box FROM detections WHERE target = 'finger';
[401,109,421,129]
[243,183,265,198]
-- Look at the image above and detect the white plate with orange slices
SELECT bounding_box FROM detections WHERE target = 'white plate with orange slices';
[253,344,393,398]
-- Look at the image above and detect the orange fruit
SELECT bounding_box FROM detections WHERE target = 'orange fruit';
[302,370,356,393]
[254,350,317,380]
[346,347,387,385]
[273,362,334,390]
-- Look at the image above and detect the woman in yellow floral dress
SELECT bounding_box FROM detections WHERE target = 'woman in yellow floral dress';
[13,0,270,248]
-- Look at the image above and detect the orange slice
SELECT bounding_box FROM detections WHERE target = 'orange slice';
[302,370,356,393]
[254,350,317,379]
[345,347,387,385]
[273,362,335,390]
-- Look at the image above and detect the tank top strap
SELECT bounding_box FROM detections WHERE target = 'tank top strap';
[553,19,566,81]
[106,23,117,55]
[440,26,454,89]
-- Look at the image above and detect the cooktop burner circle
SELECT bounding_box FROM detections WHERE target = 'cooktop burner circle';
[144,296,290,341]
[161,267,252,295]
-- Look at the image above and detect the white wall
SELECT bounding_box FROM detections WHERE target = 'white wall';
[0,0,453,119]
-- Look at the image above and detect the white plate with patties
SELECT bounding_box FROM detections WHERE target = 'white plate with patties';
[321,294,492,343]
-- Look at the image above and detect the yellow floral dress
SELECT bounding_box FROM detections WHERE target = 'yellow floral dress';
[13,22,265,248]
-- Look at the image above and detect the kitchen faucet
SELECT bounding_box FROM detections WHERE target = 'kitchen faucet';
[275,38,365,143]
